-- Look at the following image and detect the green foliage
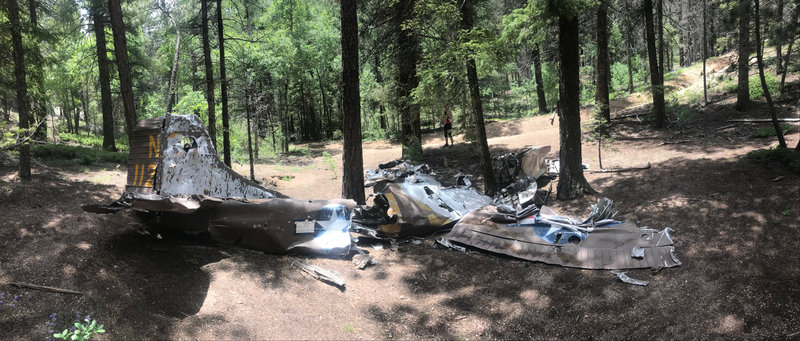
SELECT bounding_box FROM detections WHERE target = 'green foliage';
[60,133,129,152]
[745,147,800,171]
[31,144,127,165]
[53,318,105,341]
[321,151,337,178]
[748,73,779,99]
[751,124,791,138]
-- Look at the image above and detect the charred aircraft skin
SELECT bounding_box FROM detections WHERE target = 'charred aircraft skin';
[84,113,355,256]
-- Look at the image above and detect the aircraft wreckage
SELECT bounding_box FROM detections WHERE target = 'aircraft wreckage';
[84,113,681,270]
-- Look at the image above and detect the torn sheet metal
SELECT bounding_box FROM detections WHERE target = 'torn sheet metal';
[616,272,649,286]
[492,146,551,188]
[444,203,681,270]
[84,113,353,256]
[354,168,492,237]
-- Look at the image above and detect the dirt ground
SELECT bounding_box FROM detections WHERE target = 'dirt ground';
[2,55,800,339]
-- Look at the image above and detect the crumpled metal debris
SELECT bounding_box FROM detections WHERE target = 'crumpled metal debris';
[354,163,492,238]
[616,272,649,286]
[83,114,355,256]
[291,257,346,287]
[442,201,681,269]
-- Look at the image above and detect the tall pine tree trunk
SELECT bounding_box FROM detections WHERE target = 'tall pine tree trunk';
[736,0,752,111]
[341,0,365,204]
[27,0,47,140]
[108,0,136,145]
[461,0,497,196]
[644,0,666,128]
[93,3,116,151]
[395,0,421,160]
[556,12,595,200]
[201,0,217,148]
[595,2,611,122]
[626,0,635,93]
[754,0,787,148]
[703,0,708,105]
[216,0,231,166]
[163,6,180,114]
[9,0,31,180]
[532,45,548,114]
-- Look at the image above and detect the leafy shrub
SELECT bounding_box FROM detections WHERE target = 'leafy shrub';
[745,146,800,171]
[32,144,127,165]
[751,124,792,138]
[748,73,779,99]
[60,133,129,152]
[53,317,105,341]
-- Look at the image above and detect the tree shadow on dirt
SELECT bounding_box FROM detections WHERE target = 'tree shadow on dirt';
[360,154,800,339]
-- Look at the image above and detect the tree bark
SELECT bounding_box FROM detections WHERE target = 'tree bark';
[163,6,180,114]
[201,0,217,149]
[216,0,231,166]
[246,91,255,180]
[394,0,421,160]
[657,0,665,75]
[71,90,80,134]
[532,45,548,114]
[775,0,784,76]
[461,0,497,196]
[373,53,387,130]
[93,3,116,151]
[625,0,635,94]
[779,1,799,95]
[595,2,611,122]
[9,0,31,180]
[644,0,666,128]
[736,0,751,111]
[340,0,365,204]
[703,0,708,105]
[108,0,136,145]
[754,0,787,148]
[27,0,47,141]
[556,13,595,200]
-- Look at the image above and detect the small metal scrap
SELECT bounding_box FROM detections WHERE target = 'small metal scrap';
[631,247,645,259]
[352,254,378,270]
[616,272,649,286]
[435,238,466,252]
[290,257,346,288]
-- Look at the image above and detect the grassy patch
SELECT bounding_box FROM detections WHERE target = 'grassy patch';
[751,124,792,138]
[745,146,800,171]
[31,144,128,165]
[748,73,779,99]
[60,133,129,152]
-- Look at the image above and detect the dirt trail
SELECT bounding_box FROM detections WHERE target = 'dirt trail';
[1,55,800,339]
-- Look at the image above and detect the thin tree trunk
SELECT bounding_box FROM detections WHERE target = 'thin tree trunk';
[373,53,387,130]
[395,0,422,160]
[754,0,787,148]
[108,0,136,145]
[556,12,595,200]
[2,98,8,122]
[595,2,611,122]
[703,0,708,105]
[163,7,180,114]
[645,0,666,128]
[71,90,80,134]
[780,1,799,95]
[246,91,255,180]
[201,0,217,148]
[657,0,665,75]
[216,0,231,166]
[626,0,635,94]
[736,0,752,111]
[93,4,116,151]
[776,0,784,75]
[460,0,497,196]
[9,0,31,180]
[27,0,47,140]
[532,44,548,114]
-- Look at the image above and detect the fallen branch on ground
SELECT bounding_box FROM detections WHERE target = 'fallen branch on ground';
[726,118,800,123]
[661,140,690,145]
[712,123,739,132]
[586,163,651,173]
[10,282,84,295]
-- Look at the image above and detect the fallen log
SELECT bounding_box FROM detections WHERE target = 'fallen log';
[10,282,84,295]
[726,118,800,123]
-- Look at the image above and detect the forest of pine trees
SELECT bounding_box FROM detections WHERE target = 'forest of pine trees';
[1,0,799,199]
